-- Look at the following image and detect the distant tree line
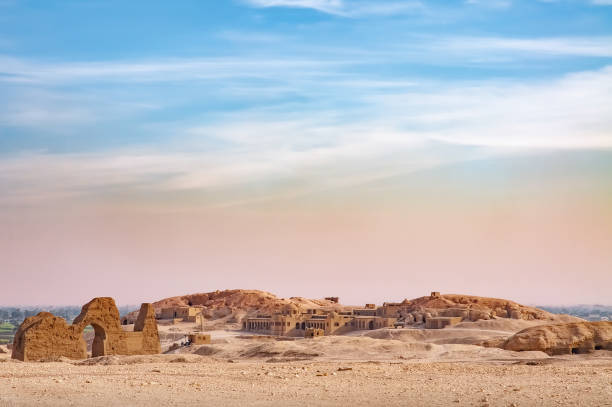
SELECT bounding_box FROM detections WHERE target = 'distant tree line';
[538,305,612,321]
[0,305,138,344]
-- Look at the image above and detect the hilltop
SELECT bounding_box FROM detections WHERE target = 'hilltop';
[133,290,579,325]
[128,289,342,323]
[397,293,564,321]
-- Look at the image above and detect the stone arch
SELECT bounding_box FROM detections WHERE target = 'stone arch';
[368,320,374,330]
[12,297,161,361]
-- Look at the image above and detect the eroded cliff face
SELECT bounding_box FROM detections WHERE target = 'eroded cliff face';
[12,298,160,362]
[503,321,612,355]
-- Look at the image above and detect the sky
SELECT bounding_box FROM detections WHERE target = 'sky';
[0,0,611,306]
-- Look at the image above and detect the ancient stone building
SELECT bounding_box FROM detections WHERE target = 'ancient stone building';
[12,297,161,361]
[243,291,574,337]
[305,328,324,338]
[425,316,462,329]
[379,301,410,318]
[188,333,211,345]
[160,306,203,324]
[243,304,395,336]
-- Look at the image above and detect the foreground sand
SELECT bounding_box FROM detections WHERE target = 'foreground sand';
[2,323,611,406]
[1,355,611,406]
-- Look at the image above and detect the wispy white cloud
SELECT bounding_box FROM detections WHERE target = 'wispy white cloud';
[0,55,346,84]
[1,65,611,207]
[242,0,424,17]
[1,35,610,88]
[244,0,342,14]
[437,36,612,57]
[216,30,287,43]
[376,66,612,149]
[465,0,512,9]
[2,33,609,133]
[0,40,600,96]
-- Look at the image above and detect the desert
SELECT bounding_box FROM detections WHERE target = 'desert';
[2,290,611,406]
[3,1,612,406]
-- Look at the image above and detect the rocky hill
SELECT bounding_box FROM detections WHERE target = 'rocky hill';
[129,290,579,325]
[396,293,568,322]
[503,321,612,355]
[131,289,341,322]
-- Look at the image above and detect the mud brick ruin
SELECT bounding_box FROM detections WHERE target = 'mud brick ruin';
[188,333,211,345]
[12,297,161,361]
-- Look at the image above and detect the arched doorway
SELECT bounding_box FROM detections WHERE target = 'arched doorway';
[368,320,374,330]
[91,324,107,357]
[82,323,107,357]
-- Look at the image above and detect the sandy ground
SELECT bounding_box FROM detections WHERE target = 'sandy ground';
[1,355,611,406]
[2,321,611,406]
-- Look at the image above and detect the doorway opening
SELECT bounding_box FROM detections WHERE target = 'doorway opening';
[82,323,107,357]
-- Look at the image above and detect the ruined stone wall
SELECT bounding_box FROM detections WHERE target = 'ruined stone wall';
[305,328,324,338]
[425,317,462,329]
[133,303,162,355]
[12,298,160,361]
[11,312,87,361]
[188,334,211,345]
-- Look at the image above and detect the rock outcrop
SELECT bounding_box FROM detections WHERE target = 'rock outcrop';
[137,289,340,322]
[503,321,612,355]
[395,293,577,323]
[12,298,160,362]
[139,290,580,327]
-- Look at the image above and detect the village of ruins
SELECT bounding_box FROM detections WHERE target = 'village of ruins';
[2,289,611,406]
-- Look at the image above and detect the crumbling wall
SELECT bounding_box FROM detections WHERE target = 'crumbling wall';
[134,303,161,354]
[12,297,160,361]
[305,328,324,338]
[425,317,462,329]
[188,333,211,345]
[11,312,87,361]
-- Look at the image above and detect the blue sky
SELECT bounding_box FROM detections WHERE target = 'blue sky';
[1,0,611,203]
[1,0,611,155]
[1,1,612,305]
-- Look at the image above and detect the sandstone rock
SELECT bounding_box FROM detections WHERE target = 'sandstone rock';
[400,294,577,323]
[129,289,341,323]
[12,298,161,361]
[503,321,612,355]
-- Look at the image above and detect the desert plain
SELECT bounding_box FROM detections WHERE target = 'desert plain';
[2,290,612,406]
[2,325,612,406]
